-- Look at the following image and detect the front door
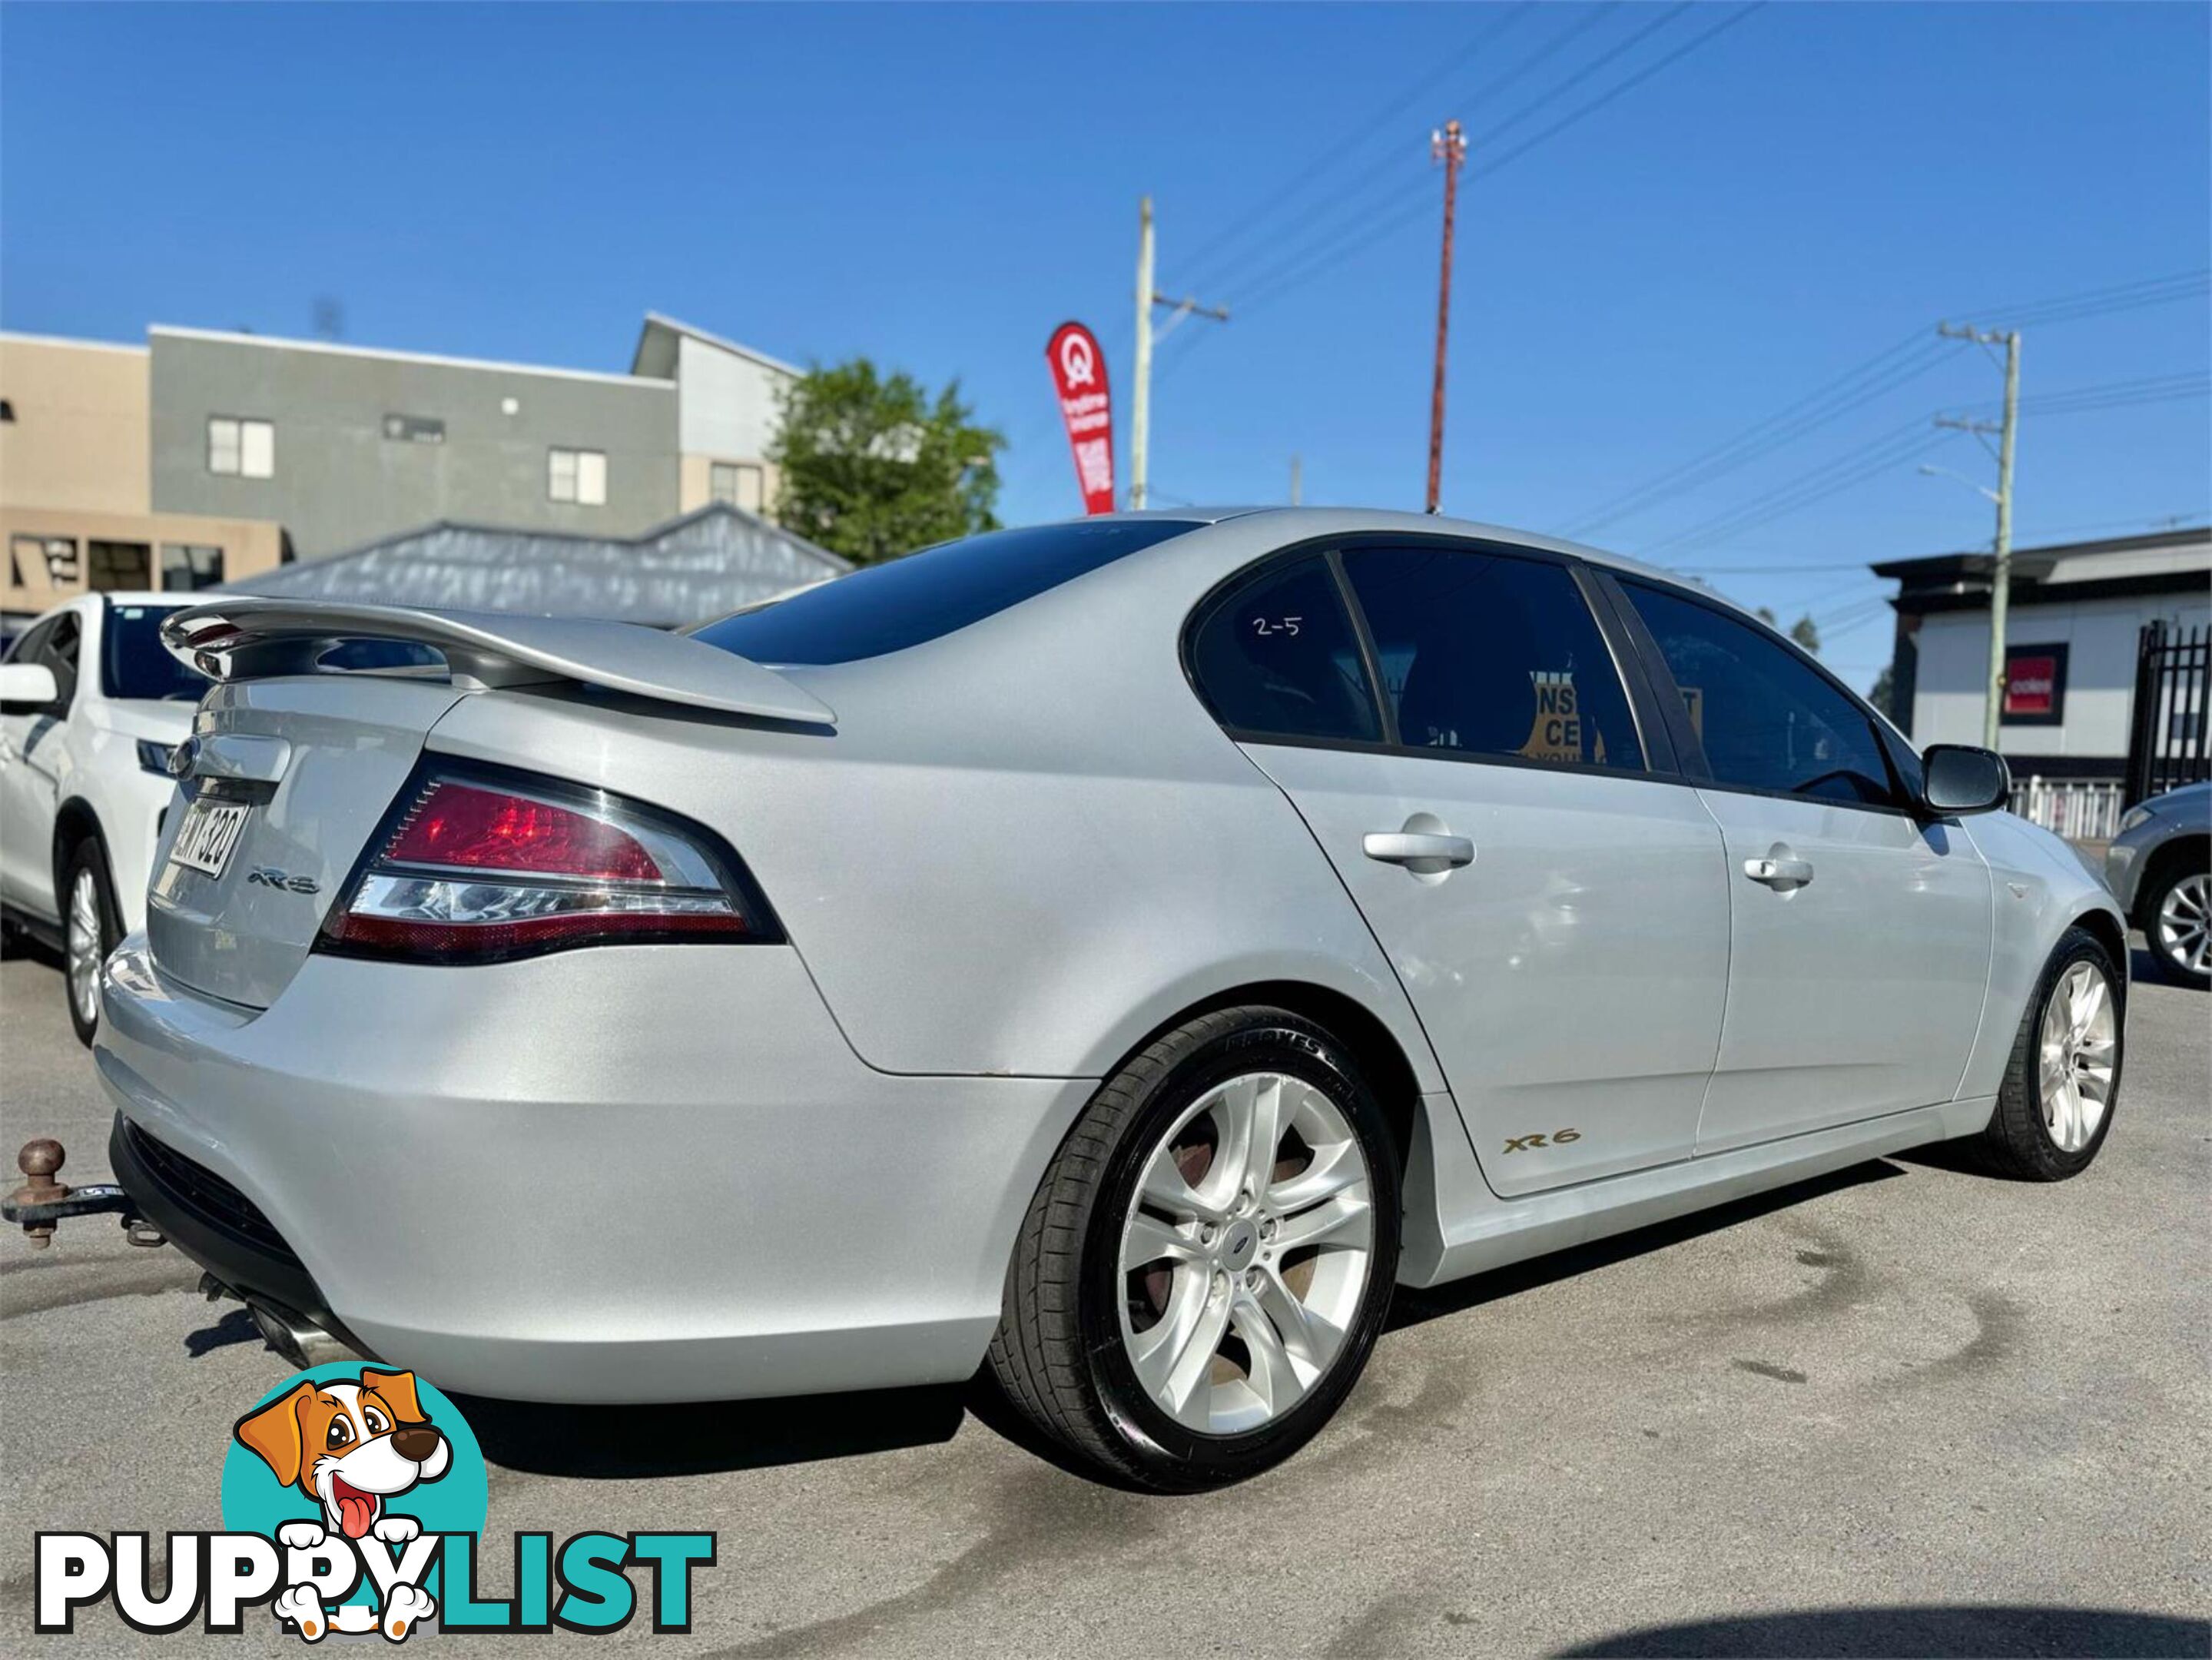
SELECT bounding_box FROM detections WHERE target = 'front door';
[1186,543,1731,1197]
[1613,579,1992,1153]
[0,613,79,920]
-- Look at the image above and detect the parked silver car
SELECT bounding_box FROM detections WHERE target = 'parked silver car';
[96,509,2125,1489]
[2105,781,2210,985]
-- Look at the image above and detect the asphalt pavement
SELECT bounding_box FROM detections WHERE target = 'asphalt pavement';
[1,939,2205,1658]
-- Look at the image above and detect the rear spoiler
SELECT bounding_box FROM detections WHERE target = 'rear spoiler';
[161,599,835,726]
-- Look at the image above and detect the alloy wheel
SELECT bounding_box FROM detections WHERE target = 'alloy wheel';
[66,866,102,1028]
[2154,872,2210,979]
[1116,1071,1375,1436]
[2038,961,2117,1153]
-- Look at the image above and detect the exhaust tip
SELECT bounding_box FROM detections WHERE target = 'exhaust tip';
[236,1293,360,1370]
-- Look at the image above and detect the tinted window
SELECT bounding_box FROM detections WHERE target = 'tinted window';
[1341,546,1642,769]
[1623,581,1896,805]
[102,604,210,702]
[691,519,1202,666]
[41,613,81,709]
[1187,556,1380,742]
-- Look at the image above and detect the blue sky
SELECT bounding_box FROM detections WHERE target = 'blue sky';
[5,2,2207,689]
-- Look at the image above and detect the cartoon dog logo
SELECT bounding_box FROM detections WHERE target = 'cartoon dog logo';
[234,1369,449,1640]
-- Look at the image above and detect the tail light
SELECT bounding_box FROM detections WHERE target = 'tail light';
[317,762,778,964]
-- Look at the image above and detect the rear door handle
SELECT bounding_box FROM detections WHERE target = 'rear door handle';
[1364,832,1475,874]
[1743,855,1815,888]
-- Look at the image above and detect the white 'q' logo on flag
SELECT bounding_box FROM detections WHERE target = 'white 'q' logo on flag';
[1059,333,1097,390]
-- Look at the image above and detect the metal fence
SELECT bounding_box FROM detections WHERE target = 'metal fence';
[2124,619,2210,805]
[2010,775,2127,842]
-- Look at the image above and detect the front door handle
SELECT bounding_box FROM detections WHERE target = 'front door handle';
[1364,831,1475,874]
[1743,854,1815,888]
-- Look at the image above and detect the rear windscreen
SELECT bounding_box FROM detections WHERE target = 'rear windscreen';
[102,605,209,702]
[688,519,1202,666]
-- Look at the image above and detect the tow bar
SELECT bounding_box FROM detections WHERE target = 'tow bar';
[3,1137,164,1249]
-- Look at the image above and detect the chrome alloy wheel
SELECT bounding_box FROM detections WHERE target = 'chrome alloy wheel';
[2038,961,2117,1153]
[1116,1071,1375,1436]
[2154,872,2210,978]
[65,866,102,1029]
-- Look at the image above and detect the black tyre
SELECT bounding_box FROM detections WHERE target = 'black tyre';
[2141,863,2210,988]
[989,1007,1401,1491]
[61,838,120,1047]
[1970,925,2124,1181]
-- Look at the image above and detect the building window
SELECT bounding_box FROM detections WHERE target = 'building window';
[12,533,79,585]
[208,416,275,479]
[710,461,765,513]
[549,447,607,506]
[161,544,227,591]
[88,541,152,591]
[383,413,446,444]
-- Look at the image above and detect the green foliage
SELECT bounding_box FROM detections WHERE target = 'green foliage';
[1869,664,1895,719]
[1789,614,1821,655]
[769,359,1003,566]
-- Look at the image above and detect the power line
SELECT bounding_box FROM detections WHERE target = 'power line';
[1562,269,2212,539]
[1638,418,1963,556]
[1184,3,1627,302]
[1173,3,1538,290]
[1560,337,1961,536]
[1228,4,1761,322]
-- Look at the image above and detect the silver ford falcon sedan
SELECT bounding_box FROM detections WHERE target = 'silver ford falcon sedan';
[98,508,2125,1490]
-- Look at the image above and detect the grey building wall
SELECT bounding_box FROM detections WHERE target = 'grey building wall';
[149,327,680,561]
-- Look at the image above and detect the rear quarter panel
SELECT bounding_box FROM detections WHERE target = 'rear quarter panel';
[423,517,1447,1089]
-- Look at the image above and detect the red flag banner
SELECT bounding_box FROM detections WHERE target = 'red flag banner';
[1046,321,1116,514]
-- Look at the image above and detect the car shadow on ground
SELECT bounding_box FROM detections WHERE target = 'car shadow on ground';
[453,1160,1917,1485]
[1388,1159,1905,1333]
[454,1380,973,1479]
[1554,1603,2209,1658]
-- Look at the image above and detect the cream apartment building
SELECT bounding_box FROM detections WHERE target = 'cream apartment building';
[1,333,284,622]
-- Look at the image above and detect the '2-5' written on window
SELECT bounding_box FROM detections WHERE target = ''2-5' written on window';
[549,447,608,506]
[207,417,274,479]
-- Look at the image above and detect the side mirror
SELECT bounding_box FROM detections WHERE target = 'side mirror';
[1921,743,2011,816]
[0,662,59,715]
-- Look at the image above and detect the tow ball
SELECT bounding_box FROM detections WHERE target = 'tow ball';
[2,1138,164,1249]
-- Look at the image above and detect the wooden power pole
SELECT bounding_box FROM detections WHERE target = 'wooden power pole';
[1426,120,1466,514]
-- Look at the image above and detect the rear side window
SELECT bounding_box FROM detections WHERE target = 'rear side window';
[1622,580,1897,806]
[1187,556,1381,742]
[689,519,1202,666]
[1341,546,1643,770]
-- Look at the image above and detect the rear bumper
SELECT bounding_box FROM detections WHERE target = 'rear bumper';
[95,937,1094,1402]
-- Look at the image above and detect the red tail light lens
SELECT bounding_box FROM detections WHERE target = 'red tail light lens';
[318,764,776,964]
[383,782,663,883]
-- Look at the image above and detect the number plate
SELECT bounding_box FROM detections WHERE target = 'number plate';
[167,799,250,879]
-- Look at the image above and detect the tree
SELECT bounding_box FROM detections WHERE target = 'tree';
[1789,614,1821,655]
[770,359,1003,566]
[1869,664,1895,719]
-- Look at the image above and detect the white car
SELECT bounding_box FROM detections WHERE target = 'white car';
[0,593,204,1043]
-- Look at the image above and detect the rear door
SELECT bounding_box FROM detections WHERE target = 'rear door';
[1610,577,1992,1153]
[1193,541,1731,1197]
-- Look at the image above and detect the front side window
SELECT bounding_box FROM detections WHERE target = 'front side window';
[1341,546,1643,769]
[549,447,607,506]
[1187,555,1380,743]
[207,417,274,478]
[1622,580,1896,806]
[41,611,81,708]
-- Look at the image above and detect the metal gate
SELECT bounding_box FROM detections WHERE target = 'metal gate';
[2124,620,2210,805]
